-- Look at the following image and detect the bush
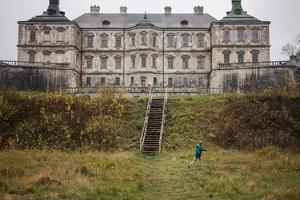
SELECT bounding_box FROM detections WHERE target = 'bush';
[0,91,145,151]
[204,93,300,151]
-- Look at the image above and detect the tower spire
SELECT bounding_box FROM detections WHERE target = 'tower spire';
[221,0,257,21]
[47,0,61,15]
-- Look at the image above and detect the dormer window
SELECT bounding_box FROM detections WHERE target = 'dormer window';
[180,20,189,26]
[102,20,110,26]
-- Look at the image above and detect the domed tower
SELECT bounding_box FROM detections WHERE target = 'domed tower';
[211,0,270,69]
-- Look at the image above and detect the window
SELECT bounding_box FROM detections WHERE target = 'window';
[152,55,157,68]
[100,77,106,85]
[87,35,94,48]
[168,78,173,87]
[252,30,259,42]
[115,77,121,86]
[153,77,157,85]
[237,30,244,42]
[223,51,231,64]
[141,55,147,68]
[56,28,65,42]
[197,56,205,69]
[28,51,36,62]
[131,34,136,46]
[183,77,188,87]
[180,20,189,26]
[131,55,136,68]
[197,34,204,48]
[101,34,108,48]
[56,51,64,63]
[251,50,259,63]
[182,56,189,69]
[43,50,51,62]
[167,56,174,69]
[167,34,176,48]
[141,32,147,46]
[237,51,245,64]
[86,77,91,86]
[152,34,157,46]
[198,77,203,86]
[223,30,230,42]
[115,57,122,69]
[115,35,122,48]
[43,30,50,42]
[102,20,110,26]
[130,77,134,85]
[182,34,190,47]
[30,31,36,42]
[86,56,93,69]
[100,57,108,69]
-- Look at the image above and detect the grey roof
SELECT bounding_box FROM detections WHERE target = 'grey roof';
[74,13,217,29]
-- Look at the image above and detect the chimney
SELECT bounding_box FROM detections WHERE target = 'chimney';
[90,5,100,14]
[194,6,204,15]
[120,6,127,14]
[164,6,172,15]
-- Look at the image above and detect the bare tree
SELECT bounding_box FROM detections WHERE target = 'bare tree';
[282,42,297,56]
[282,34,300,57]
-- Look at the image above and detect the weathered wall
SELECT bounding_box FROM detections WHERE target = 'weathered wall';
[210,66,295,93]
[0,65,79,92]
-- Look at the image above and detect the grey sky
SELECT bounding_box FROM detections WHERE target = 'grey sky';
[0,0,299,61]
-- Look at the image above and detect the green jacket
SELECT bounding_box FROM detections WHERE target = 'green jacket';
[194,144,206,159]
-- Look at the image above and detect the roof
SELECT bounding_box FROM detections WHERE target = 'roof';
[73,13,217,29]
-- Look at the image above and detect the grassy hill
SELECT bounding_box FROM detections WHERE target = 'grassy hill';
[0,92,300,199]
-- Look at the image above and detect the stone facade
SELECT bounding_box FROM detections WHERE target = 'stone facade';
[16,0,296,93]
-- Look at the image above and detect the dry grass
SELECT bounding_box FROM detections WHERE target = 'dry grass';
[0,146,299,200]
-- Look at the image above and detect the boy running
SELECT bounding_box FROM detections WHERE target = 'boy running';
[188,140,206,169]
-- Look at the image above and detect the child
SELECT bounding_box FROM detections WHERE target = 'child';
[188,140,206,169]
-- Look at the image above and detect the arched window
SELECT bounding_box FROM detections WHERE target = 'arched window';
[237,27,245,42]
[152,33,158,47]
[140,54,147,68]
[152,54,158,68]
[85,56,94,69]
[131,55,136,68]
[140,32,148,46]
[100,56,108,69]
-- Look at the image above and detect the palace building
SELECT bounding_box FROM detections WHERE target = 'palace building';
[16,0,289,92]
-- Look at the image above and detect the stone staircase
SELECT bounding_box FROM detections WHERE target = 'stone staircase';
[140,90,168,154]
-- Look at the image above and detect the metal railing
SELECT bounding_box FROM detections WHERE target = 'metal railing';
[62,86,222,95]
[159,88,168,153]
[0,60,70,68]
[218,61,290,69]
[140,86,153,152]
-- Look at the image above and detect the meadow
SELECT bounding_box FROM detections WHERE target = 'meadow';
[0,91,299,199]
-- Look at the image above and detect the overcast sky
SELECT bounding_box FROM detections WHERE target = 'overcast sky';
[0,0,299,61]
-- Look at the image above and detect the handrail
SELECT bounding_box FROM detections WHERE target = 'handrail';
[218,61,291,69]
[159,87,168,153]
[140,86,153,151]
